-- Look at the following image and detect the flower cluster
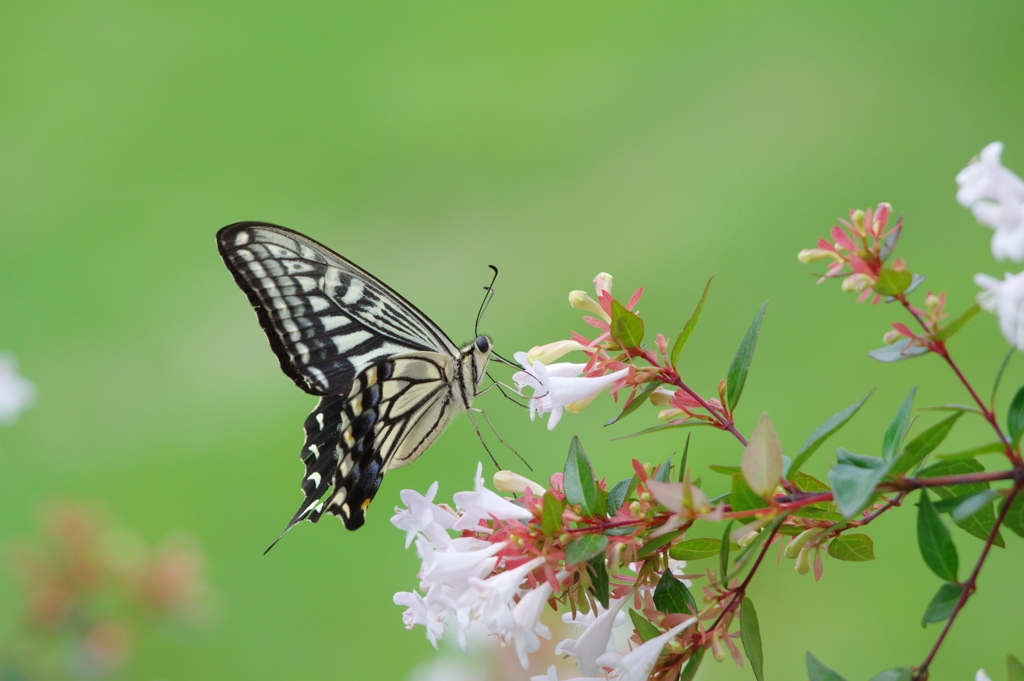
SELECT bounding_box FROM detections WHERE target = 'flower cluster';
[392,458,706,680]
[3,502,211,678]
[512,271,741,438]
[798,202,905,303]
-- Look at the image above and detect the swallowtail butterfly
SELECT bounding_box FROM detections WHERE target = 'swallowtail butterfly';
[217,222,493,536]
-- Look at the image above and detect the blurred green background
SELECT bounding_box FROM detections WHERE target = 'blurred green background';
[1,1,1023,679]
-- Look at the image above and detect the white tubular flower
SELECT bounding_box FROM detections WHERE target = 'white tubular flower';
[561,600,629,629]
[513,352,630,430]
[418,536,506,591]
[976,672,993,681]
[975,271,1024,350]
[957,142,1024,261]
[453,463,533,531]
[394,590,447,650]
[505,580,556,669]
[555,597,630,676]
[391,482,457,549]
[493,470,546,496]
[459,557,545,637]
[0,354,35,426]
[526,340,589,365]
[957,142,1024,207]
[530,666,605,681]
[595,617,696,681]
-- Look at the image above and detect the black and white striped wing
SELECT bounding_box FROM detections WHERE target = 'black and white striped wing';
[216,222,464,536]
[216,221,459,396]
[294,352,459,532]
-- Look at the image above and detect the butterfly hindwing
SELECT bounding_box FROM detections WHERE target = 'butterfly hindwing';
[287,352,458,532]
[216,222,458,395]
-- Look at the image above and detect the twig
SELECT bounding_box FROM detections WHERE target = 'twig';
[913,485,1020,680]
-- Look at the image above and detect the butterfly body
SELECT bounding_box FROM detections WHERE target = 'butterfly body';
[217,222,491,533]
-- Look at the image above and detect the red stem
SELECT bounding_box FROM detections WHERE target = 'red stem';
[897,295,1017,463]
[913,485,1020,680]
[661,372,749,447]
[707,520,782,633]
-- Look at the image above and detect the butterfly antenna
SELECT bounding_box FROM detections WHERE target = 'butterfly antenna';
[474,265,499,337]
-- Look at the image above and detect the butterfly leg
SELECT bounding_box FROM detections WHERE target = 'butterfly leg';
[479,374,529,409]
[469,408,532,472]
[465,410,501,469]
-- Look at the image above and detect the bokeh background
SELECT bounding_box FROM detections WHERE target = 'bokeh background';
[2,1,1023,679]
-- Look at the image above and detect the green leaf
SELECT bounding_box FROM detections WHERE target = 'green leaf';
[541,493,566,536]
[991,347,1014,406]
[873,268,913,296]
[725,302,768,412]
[719,520,733,582]
[564,436,599,517]
[740,598,764,681]
[1000,494,1024,538]
[605,381,662,426]
[587,555,610,608]
[935,303,980,341]
[606,478,632,516]
[828,463,885,518]
[936,442,1006,460]
[827,534,875,561]
[1008,385,1024,446]
[893,412,962,474]
[919,459,1004,546]
[787,390,872,480]
[709,465,741,475]
[806,653,850,681]
[669,537,738,561]
[731,473,769,512]
[1009,655,1024,681]
[636,530,683,560]
[679,646,705,681]
[741,412,783,498]
[791,506,844,521]
[610,299,645,349]
[613,419,713,440]
[836,447,886,469]
[920,581,963,626]
[794,471,831,493]
[626,474,641,504]
[869,669,913,681]
[565,534,608,565]
[867,338,930,362]
[916,489,959,582]
[628,609,661,643]
[654,452,674,483]
[951,489,1001,522]
[883,387,916,462]
[671,275,713,369]
[879,226,903,263]
[653,569,697,615]
[919,403,982,414]
[679,434,690,483]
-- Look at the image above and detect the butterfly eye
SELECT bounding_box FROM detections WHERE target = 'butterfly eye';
[475,336,490,353]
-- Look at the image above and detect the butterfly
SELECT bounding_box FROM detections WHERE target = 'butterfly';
[217,222,493,538]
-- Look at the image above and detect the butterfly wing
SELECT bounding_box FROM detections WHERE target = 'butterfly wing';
[217,222,469,538]
[287,351,460,533]
[216,222,459,396]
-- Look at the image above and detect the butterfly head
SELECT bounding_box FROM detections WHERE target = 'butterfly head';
[468,335,493,388]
